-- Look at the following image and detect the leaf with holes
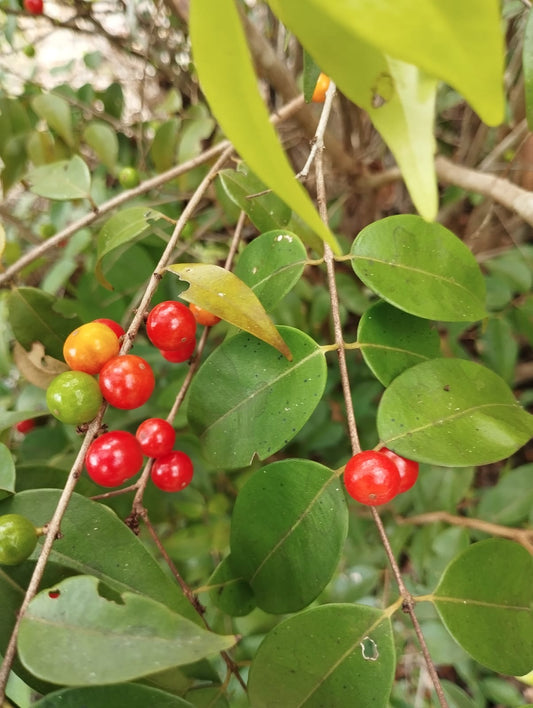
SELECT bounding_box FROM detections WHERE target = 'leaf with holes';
[357,300,441,385]
[248,603,395,706]
[432,539,533,676]
[377,358,533,466]
[229,460,348,613]
[168,263,292,359]
[351,215,486,322]
[187,327,327,469]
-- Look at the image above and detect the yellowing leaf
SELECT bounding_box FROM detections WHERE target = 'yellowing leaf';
[167,263,292,360]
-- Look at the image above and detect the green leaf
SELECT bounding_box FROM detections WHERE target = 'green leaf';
[432,539,533,675]
[208,555,256,617]
[0,490,198,622]
[377,358,533,466]
[248,604,395,706]
[268,0,504,126]
[188,327,327,469]
[0,443,15,501]
[478,316,518,384]
[303,50,322,103]
[31,93,75,147]
[218,168,291,233]
[525,10,533,131]
[27,156,91,200]
[230,460,348,613]
[151,118,180,172]
[233,230,308,310]
[189,0,338,252]
[357,300,441,385]
[477,464,533,526]
[32,684,193,708]
[83,122,119,172]
[18,575,235,686]
[96,207,167,290]
[351,215,486,322]
[8,287,82,360]
[167,263,292,359]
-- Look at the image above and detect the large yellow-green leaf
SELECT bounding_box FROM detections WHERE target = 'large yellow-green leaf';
[167,263,292,359]
[268,0,504,126]
[189,0,338,252]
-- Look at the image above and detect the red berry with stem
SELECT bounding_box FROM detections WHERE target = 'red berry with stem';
[136,418,176,458]
[99,354,155,410]
[24,0,43,14]
[151,451,194,492]
[343,450,400,506]
[379,447,419,494]
[146,301,197,351]
[85,430,143,487]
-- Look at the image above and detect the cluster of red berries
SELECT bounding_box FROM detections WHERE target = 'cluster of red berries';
[85,419,193,492]
[343,448,419,506]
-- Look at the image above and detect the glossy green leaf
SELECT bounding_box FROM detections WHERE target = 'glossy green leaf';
[477,464,533,526]
[27,156,91,200]
[151,118,180,172]
[248,604,395,706]
[230,460,348,613]
[188,327,327,469]
[83,122,119,172]
[96,206,167,289]
[0,443,15,500]
[357,300,441,385]
[0,490,198,622]
[303,50,322,103]
[167,263,292,359]
[268,0,504,126]
[479,316,518,384]
[18,575,235,686]
[525,10,533,131]
[351,215,486,322]
[31,93,75,147]
[432,539,533,675]
[189,0,338,252]
[8,287,82,360]
[32,684,193,708]
[377,358,533,466]
[208,555,256,617]
[233,230,308,310]
[218,168,291,233]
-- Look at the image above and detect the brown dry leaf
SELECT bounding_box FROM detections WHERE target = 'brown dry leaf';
[13,341,69,389]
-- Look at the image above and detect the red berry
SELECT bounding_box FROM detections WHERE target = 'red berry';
[15,419,35,434]
[151,451,194,492]
[136,418,176,458]
[343,451,400,506]
[189,303,221,327]
[99,354,155,410]
[93,318,126,339]
[85,430,143,487]
[146,301,197,351]
[380,447,419,494]
[159,337,196,363]
[24,0,43,14]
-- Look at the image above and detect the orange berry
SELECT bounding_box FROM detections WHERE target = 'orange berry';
[189,303,221,327]
[63,322,120,375]
[311,73,330,103]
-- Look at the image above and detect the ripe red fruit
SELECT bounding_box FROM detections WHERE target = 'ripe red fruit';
[15,419,35,434]
[379,447,419,494]
[99,354,155,410]
[159,337,196,363]
[151,451,194,492]
[93,318,126,339]
[24,0,43,14]
[146,301,197,351]
[85,430,143,487]
[343,450,400,506]
[136,418,176,458]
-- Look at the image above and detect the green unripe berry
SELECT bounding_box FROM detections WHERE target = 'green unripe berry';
[46,370,103,425]
[118,166,140,189]
[0,514,38,565]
